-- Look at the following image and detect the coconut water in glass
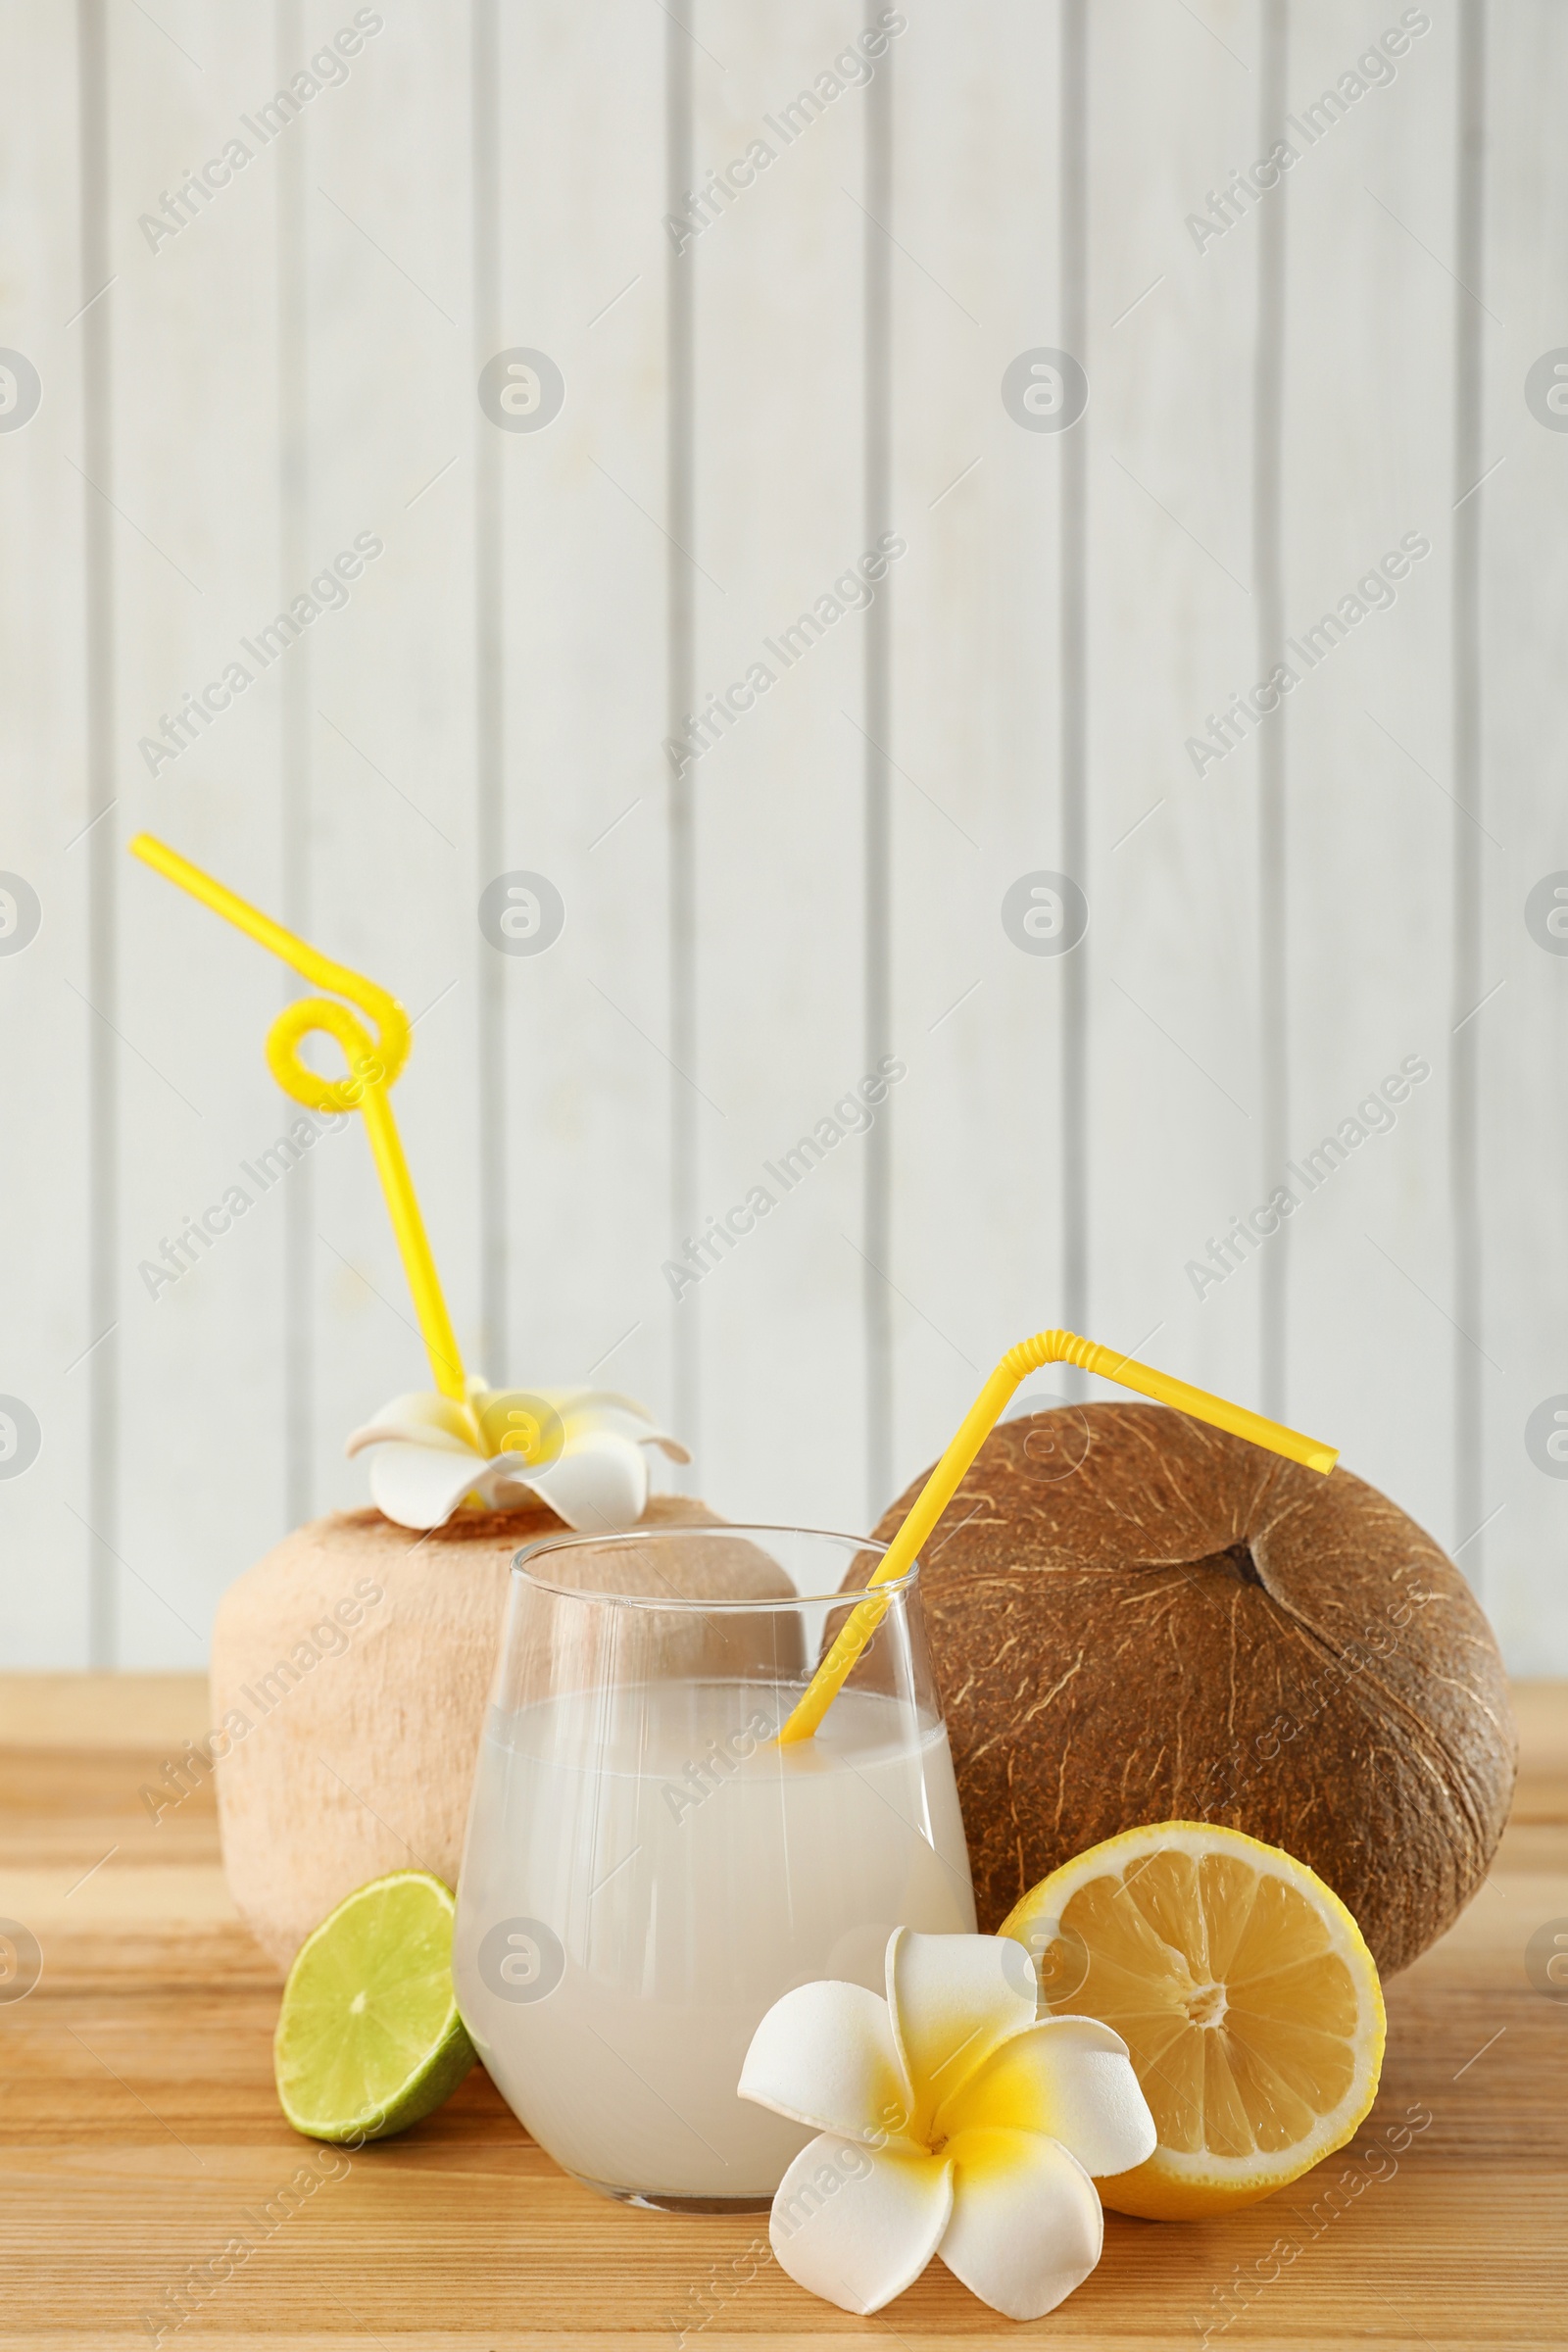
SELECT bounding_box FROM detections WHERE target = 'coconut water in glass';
[453,1525,974,2209]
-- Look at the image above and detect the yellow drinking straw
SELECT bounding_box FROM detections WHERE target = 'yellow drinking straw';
[777,1327,1337,1744]
[127,834,469,1407]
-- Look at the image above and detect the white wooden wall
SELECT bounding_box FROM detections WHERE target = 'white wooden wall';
[2,0,1564,1675]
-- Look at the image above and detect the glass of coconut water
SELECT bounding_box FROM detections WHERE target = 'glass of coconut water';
[453,1524,974,2211]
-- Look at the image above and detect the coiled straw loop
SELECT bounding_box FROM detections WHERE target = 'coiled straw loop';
[128,832,465,1403]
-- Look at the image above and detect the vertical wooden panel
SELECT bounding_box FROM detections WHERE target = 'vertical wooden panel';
[1066,2,1263,1415]
[1059,0,1090,1366]
[884,0,1068,1497]
[1253,0,1290,1423]
[861,33,894,1509]
[1449,0,1487,1567]
[485,1,672,1432]
[109,0,295,1664]
[304,0,481,1508]
[1277,0,1459,1555]
[471,0,505,1387]
[275,0,313,1533]
[78,0,119,1665]
[665,1,700,1461]
[674,1,878,1533]
[1479,0,1568,1669]
[0,2,92,1661]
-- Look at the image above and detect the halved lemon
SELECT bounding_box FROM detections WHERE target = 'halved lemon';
[1000,1821,1385,2219]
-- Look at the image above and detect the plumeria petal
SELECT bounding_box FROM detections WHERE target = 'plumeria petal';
[886,1929,1038,2137]
[501,1428,650,1532]
[548,1389,693,1464]
[740,1981,913,2146]
[937,2127,1103,2322]
[769,2136,953,2317]
[345,1391,478,1457]
[638,1429,690,1463]
[464,1459,560,1511]
[366,1442,488,1530]
[936,2015,1156,2178]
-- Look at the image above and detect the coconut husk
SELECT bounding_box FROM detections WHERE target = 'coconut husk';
[868,1403,1516,1977]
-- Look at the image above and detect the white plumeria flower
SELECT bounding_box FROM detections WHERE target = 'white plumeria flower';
[344,1383,690,1533]
[740,1927,1155,2322]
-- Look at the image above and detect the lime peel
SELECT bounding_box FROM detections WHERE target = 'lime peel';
[274,1868,476,2143]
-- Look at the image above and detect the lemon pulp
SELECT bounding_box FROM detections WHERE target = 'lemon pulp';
[1002,1822,1384,2218]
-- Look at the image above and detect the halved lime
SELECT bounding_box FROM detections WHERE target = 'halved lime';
[274,1870,476,2142]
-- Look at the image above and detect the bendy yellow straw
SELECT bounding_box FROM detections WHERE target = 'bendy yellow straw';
[777,1327,1336,1744]
[127,833,468,1405]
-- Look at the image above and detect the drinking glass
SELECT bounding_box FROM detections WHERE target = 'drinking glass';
[453,1524,974,2210]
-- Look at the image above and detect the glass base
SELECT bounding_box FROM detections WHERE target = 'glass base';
[577,2179,775,2215]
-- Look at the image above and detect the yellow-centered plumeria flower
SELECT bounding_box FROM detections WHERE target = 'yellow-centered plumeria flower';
[739,1928,1155,2322]
[345,1383,690,1532]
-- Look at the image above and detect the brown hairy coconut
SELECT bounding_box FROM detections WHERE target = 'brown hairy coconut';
[869,1403,1516,1978]
[209,1494,770,1970]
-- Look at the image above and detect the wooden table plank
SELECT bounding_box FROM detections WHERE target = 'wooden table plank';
[1,1675,1564,2347]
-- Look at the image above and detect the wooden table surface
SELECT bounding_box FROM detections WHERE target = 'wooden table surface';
[1,1674,1564,2350]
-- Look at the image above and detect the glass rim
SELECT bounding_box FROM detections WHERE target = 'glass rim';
[510,1522,921,1611]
